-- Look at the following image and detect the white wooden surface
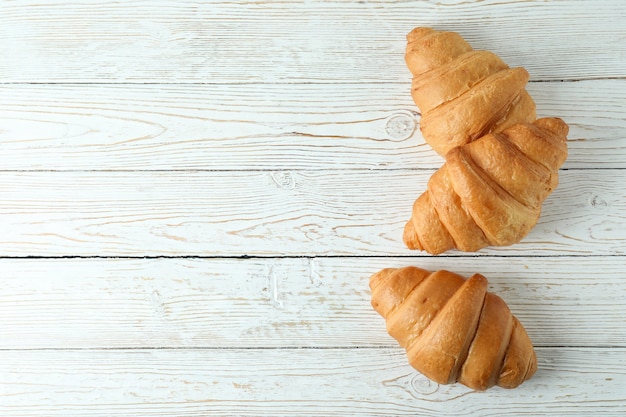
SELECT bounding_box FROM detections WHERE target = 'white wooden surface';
[1,1,625,415]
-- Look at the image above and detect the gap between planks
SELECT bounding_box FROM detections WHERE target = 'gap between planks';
[1,77,626,86]
[0,253,624,259]
[0,345,622,352]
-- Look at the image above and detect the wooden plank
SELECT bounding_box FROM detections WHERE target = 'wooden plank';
[1,80,624,170]
[0,170,622,257]
[1,257,624,349]
[1,0,624,83]
[0,347,624,416]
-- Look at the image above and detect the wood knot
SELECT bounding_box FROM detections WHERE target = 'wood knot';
[385,111,417,140]
[590,194,608,208]
[270,172,297,189]
[383,371,439,399]
[409,372,439,396]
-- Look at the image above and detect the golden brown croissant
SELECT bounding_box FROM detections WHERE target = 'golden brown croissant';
[406,27,536,156]
[403,117,569,254]
[370,266,537,390]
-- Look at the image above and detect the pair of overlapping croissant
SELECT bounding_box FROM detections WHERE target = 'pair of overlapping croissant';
[370,28,569,390]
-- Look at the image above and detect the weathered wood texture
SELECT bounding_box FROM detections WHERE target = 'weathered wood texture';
[1,0,625,415]
[1,0,624,83]
[1,348,625,417]
[0,170,622,256]
[1,80,624,170]
[1,257,625,349]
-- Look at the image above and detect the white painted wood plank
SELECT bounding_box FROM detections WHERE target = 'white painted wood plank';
[1,0,624,83]
[1,348,624,416]
[1,257,624,349]
[1,80,623,170]
[0,1,622,414]
[0,170,622,256]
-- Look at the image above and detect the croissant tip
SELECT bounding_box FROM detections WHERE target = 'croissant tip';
[369,268,395,291]
[535,117,569,138]
[510,66,530,81]
[406,27,435,43]
[468,273,489,285]
[403,220,423,251]
[525,349,539,380]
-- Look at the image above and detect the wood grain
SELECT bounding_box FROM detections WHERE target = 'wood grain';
[1,257,624,349]
[1,348,624,416]
[1,80,624,170]
[1,0,624,83]
[0,170,622,257]
[1,1,625,415]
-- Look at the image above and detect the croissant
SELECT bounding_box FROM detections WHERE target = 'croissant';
[405,27,536,156]
[403,117,569,254]
[370,266,537,390]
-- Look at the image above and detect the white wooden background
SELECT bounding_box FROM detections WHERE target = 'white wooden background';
[1,1,625,415]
